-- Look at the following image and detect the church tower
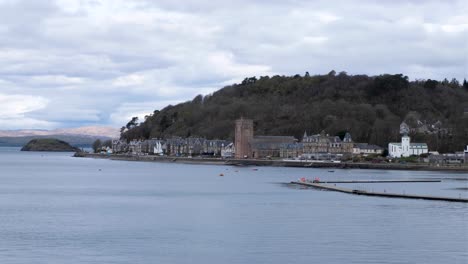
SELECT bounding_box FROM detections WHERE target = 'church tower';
[464,145,468,163]
[400,121,411,157]
[401,135,411,157]
[235,118,254,159]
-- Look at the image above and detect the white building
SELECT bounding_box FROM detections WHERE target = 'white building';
[465,145,468,163]
[221,143,235,158]
[388,135,428,158]
[353,143,384,155]
[153,140,164,155]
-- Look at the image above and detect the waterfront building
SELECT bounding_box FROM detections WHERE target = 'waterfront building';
[251,136,297,158]
[111,136,232,157]
[129,140,143,155]
[153,140,164,155]
[388,135,428,158]
[279,143,304,159]
[234,118,298,159]
[353,143,384,155]
[221,143,235,158]
[388,121,429,158]
[184,137,205,156]
[165,137,186,156]
[302,131,353,154]
[429,152,465,164]
[234,118,254,158]
[112,139,128,153]
[300,152,341,161]
[203,140,230,156]
[465,145,468,163]
[140,139,153,154]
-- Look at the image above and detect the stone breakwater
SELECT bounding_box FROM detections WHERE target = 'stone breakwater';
[76,153,468,172]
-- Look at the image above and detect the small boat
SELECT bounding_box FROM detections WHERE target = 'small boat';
[219,173,224,176]
[328,170,335,173]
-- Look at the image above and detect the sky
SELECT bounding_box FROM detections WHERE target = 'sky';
[0,0,467,130]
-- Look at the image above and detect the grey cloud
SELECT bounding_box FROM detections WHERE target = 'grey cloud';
[0,0,466,129]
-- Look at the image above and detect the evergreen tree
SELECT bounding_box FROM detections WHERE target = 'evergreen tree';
[120,73,468,153]
[92,139,102,153]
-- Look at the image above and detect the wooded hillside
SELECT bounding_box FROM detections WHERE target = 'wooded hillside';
[121,72,468,153]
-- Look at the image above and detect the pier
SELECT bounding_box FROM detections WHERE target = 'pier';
[291,181,468,203]
[313,179,441,183]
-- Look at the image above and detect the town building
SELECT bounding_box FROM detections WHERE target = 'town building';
[129,140,143,155]
[234,118,254,158]
[221,143,235,158]
[165,137,186,156]
[279,143,304,159]
[153,140,164,155]
[112,139,128,153]
[388,122,428,158]
[234,118,297,159]
[203,139,230,156]
[465,145,468,163]
[429,153,465,164]
[302,131,353,154]
[353,143,384,155]
[251,136,297,158]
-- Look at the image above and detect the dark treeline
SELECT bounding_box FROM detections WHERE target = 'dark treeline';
[121,72,468,153]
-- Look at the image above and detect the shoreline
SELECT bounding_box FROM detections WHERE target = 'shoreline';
[77,153,468,172]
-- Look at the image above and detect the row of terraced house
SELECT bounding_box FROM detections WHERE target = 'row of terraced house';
[111,119,386,160]
[112,137,235,158]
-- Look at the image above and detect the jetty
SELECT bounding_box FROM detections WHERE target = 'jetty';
[313,179,441,183]
[291,181,468,203]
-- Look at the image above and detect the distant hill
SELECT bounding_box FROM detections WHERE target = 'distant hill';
[0,126,119,138]
[0,126,118,148]
[121,73,468,153]
[21,138,80,152]
[0,135,109,148]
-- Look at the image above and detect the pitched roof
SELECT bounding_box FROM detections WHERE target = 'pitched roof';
[355,143,383,150]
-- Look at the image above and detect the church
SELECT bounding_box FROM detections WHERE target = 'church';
[388,122,428,158]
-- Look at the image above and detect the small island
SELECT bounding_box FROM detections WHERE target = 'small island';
[21,138,81,152]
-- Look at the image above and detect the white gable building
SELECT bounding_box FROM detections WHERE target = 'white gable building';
[388,135,428,158]
[464,145,468,163]
[153,140,164,155]
[388,121,429,158]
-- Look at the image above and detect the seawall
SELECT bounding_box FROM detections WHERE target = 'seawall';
[76,153,468,172]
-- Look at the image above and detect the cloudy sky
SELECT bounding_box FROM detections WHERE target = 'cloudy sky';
[0,0,467,129]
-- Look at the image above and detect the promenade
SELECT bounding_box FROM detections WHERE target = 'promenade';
[78,153,468,172]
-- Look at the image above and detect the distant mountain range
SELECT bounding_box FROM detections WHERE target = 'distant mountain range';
[0,126,119,138]
[0,126,119,147]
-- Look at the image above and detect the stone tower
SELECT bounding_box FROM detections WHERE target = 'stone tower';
[342,132,353,153]
[235,118,254,159]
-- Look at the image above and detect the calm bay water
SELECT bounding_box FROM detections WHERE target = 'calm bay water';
[0,147,467,264]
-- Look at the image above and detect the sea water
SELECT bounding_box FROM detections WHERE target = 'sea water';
[0,148,467,264]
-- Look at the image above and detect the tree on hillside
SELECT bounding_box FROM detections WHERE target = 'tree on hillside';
[102,140,112,148]
[126,117,139,130]
[92,139,102,153]
[120,73,468,153]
